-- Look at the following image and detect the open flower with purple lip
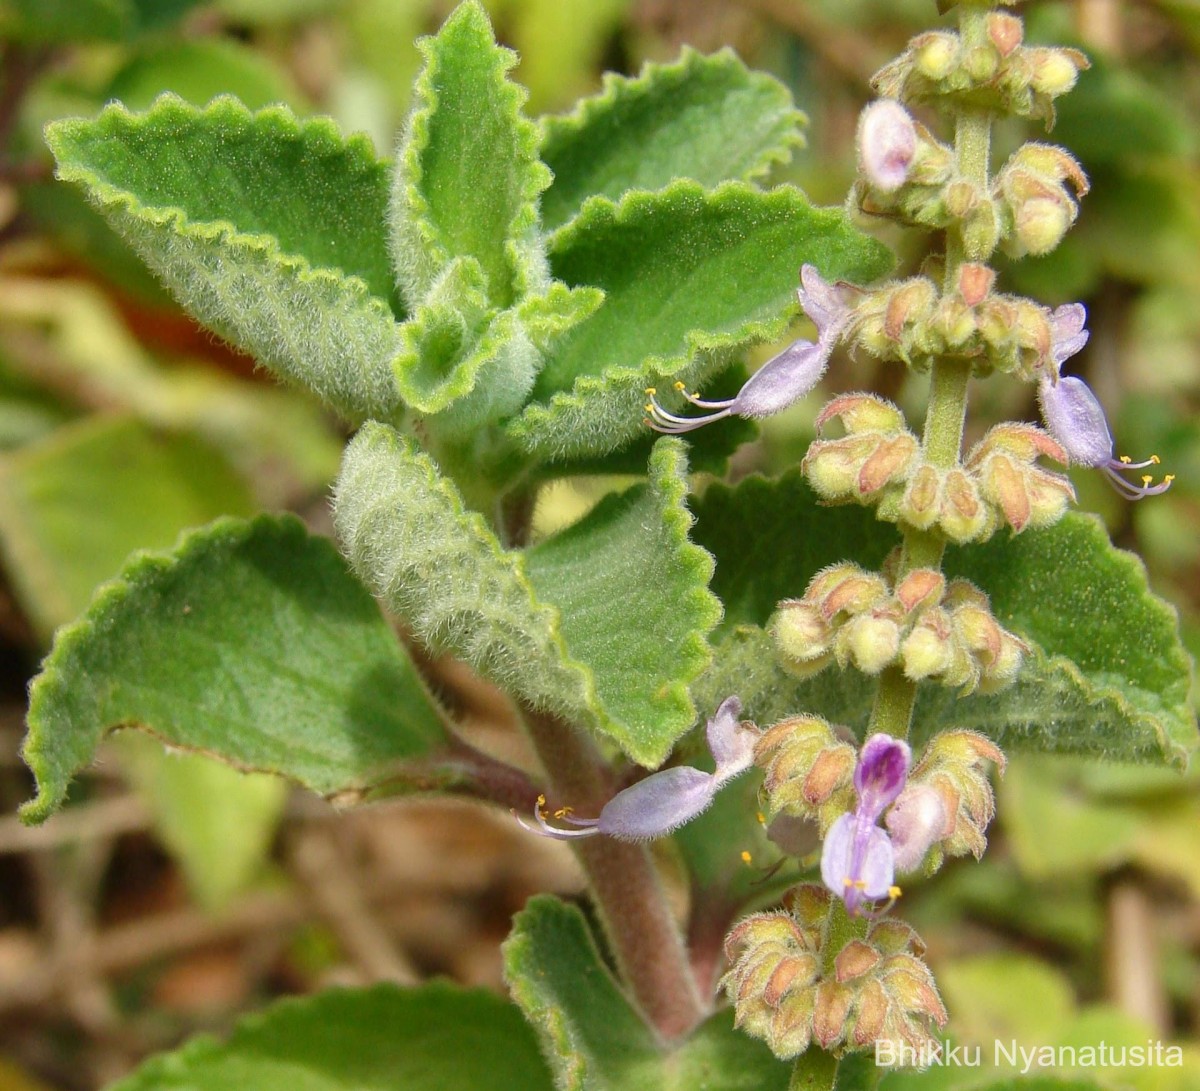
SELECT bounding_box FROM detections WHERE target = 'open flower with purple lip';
[644,266,854,434]
[1037,303,1174,500]
[820,733,910,917]
[516,696,755,842]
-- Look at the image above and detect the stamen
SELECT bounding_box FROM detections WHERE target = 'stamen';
[644,386,735,435]
[740,850,752,865]
[756,811,767,826]
[513,795,602,841]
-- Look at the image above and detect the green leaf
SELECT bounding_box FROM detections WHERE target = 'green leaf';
[336,426,719,765]
[389,0,551,311]
[690,472,1195,765]
[540,48,806,231]
[507,181,892,461]
[524,438,722,761]
[46,95,404,421]
[21,514,448,824]
[0,415,254,640]
[107,982,554,1091]
[942,513,1196,762]
[504,895,790,1091]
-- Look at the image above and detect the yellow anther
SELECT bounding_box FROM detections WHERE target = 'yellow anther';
[1142,475,1153,486]
[853,879,867,890]
[674,380,687,392]
[843,878,855,890]
[888,885,902,899]
[756,811,767,826]
[1151,454,1161,464]
[740,850,752,865]
[643,404,654,414]
[554,807,573,819]
[645,387,656,396]
[1165,474,1176,484]
[1120,455,1132,464]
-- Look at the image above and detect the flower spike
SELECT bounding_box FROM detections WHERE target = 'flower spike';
[515,697,756,842]
[645,266,854,434]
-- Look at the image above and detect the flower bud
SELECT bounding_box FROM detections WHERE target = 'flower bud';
[857,99,918,192]
[755,716,856,825]
[898,465,942,530]
[967,422,1075,532]
[893,568,945,615]
[963,43,1000,82]
[908,730,1006,864]
[939,468,990,543]
[839,611,903,674]
[804,394,920,503]
[1028,46,1086,96]
[899,607,954,680]
[773,600,832,671]
[914,32,959,80]
[986,11,1023,57]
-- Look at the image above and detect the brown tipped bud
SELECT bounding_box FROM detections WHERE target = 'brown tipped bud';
[755,716,855,822]
[764,953,821,1006]
[899,465,942,530]
[816,392,908,435]
[1011,143,1089,196]
[812,979,855,1048]
[943,179,982,219]
[817,565,889,620]
[868,918,924,957]
[987,11,1023,56]
[957,262,996,307]
[894,568,945,615]
[908,730,1006,864]
[783,883,834,930]
[769,995,816,1058]
[968,422,1075,533]
[940,469,990,543]
[836,941,882,983]
[851,979,891,1046]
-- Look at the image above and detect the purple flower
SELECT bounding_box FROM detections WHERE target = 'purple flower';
[820,733,910,916]
[517,696,755,842]
[1037,305,1174,500]
[858,99,918,192]
[644,266,853,434]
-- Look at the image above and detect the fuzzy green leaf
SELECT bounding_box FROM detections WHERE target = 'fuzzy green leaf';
[107,982,554,1091]
[21,514,448,824]
[540,48,806,231]
[691,473,1195,764]
[506,181,892,461]
[334,426,719,765]
[46,95,403,421]
[504,895,789,1091]
[389,0,551,311]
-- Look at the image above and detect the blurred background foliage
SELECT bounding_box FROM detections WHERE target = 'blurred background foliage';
[0,0,1196,1088]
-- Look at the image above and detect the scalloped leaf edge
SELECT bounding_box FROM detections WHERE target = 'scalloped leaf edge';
[539,45,807,223]
[46,94,405,421]
[389,0,552,310]
[507,179,853,459]
[20,513,448,824]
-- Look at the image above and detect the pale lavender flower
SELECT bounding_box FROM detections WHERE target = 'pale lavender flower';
[820,733,910,916]
[857,99,919,192]
[644,266,853,433]
[1037,304,1174,500]
[516,696,754,842]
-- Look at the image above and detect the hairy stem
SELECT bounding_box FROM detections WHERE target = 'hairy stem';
[523,707,706,1040]
[865,1,992,741]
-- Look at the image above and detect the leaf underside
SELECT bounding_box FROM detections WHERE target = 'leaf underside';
[334,426,720,765]
[46,95,404,421]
